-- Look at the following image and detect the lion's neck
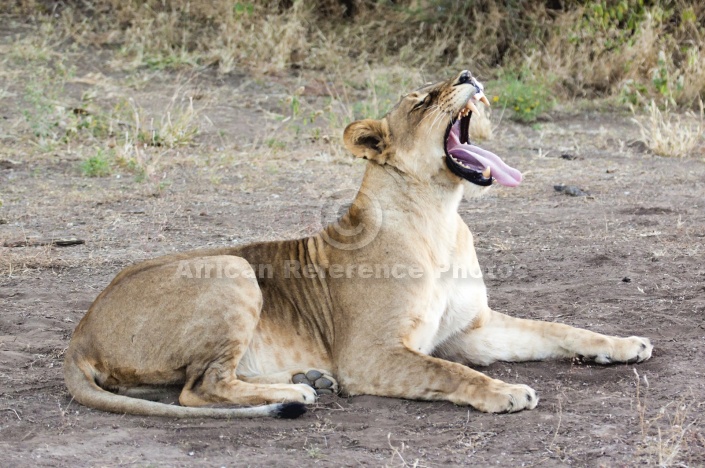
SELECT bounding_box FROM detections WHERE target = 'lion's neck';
[360,161,463,217]
[328,162,464,252]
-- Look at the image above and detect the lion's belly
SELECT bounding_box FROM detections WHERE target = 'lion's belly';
[236,317,333,378]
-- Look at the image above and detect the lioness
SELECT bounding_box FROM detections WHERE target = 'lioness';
[64,70,653,418]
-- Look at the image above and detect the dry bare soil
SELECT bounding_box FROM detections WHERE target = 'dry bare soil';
[2,42,705,468]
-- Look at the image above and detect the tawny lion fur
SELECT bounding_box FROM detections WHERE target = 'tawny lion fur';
[64,71,653,418]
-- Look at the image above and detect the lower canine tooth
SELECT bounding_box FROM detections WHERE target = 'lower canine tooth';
[482,167,491,178]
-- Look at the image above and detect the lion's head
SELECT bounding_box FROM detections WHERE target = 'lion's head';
[344,70,522,193]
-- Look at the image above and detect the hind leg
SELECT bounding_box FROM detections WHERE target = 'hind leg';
[169,256,319,407]
[179,364,317,407]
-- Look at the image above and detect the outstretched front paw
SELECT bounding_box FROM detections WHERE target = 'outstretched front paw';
[473,382,538,413]
[291,369,339,395]
[581,336,653,365]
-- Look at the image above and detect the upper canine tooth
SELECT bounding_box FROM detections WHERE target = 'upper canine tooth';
[473,91,490,107]
[482,166,491,178]
[466,100,479,114]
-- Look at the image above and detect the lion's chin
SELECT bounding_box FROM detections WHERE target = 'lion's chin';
[462,179,493,200]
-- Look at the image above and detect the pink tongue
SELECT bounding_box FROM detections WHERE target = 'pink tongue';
[447,123,522,187]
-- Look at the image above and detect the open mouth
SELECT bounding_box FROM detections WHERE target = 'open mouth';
[444,95,522,187]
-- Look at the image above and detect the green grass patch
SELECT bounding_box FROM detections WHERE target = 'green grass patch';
[80,149,113,177]
[489,72,556,123]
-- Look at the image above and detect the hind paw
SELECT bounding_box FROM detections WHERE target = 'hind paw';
[291,369,338,395]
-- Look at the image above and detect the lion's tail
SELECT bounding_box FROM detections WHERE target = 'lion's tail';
[63,354,306,419]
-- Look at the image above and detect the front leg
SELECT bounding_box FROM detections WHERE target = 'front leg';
[337,346,538,413]
[436,309,653,366]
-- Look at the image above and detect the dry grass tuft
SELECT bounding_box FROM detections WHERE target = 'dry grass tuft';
[633,369,702,466]
[0,246,72,276]
[633,100,704,157]
[386,433,426,468]
[4,0,704,107]
[105,87,204,179]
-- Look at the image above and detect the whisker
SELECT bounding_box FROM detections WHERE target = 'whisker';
[417,105,440,124]
[424,107,445,137]
[430,108,451,133]
[417,107,441,134]
[416,105,441,131]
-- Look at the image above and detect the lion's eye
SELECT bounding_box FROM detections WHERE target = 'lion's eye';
[411,96,428,112]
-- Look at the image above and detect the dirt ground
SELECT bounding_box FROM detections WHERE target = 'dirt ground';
[2,30,705,468]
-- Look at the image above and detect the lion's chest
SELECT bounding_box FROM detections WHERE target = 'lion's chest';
[405,239,488,355]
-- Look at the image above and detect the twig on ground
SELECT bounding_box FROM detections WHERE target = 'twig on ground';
[1,408,21,420]
[3,238,85,248]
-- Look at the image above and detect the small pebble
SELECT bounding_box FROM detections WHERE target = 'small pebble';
[554,184,588,197]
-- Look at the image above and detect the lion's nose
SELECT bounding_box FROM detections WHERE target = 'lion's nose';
[457,70,472,85]
[456,70,483,94]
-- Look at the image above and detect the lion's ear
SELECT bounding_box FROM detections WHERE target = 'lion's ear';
[343,119,390,164]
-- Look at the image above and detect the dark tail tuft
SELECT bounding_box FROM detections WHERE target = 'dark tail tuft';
[275,402,307,419]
